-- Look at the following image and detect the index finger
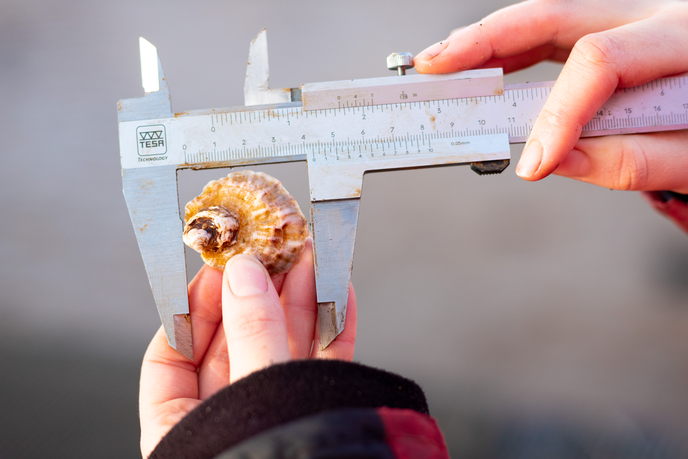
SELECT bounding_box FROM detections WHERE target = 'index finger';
[516,11,688,180]
[413,0,666,74]
[139,264,224,455]
[140,264,223,406]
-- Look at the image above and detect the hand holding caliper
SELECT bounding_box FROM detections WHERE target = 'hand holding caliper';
[415,0,688,193]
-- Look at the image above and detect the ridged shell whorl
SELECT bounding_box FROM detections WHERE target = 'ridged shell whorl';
[182,171,309,275]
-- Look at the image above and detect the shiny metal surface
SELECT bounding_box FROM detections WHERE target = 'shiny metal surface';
[117,38,172,123]
[122,166,192,359]
[301,68,503,110]
[311,199,360,348]
[244,29,292,106]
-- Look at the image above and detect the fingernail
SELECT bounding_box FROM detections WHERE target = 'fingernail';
[516,139,543,178]
[226,256,268,297]
[416,40,449,61]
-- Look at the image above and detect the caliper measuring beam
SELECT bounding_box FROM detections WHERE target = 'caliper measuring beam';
[118,30,688,359]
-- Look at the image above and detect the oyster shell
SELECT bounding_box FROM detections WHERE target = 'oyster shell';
[183,171,309,275]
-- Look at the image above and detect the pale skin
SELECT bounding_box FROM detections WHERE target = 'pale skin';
[415,0,688,193]
[138,238,357,458]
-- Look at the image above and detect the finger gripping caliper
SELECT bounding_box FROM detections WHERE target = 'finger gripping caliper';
[118,30,688,359]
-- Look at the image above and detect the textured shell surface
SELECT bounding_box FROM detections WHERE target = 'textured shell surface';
[183,170,309,275]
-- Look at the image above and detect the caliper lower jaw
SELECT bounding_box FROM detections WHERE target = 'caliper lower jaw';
[122,165,192,360]
[307,155,365,350]
[310,199,360,350]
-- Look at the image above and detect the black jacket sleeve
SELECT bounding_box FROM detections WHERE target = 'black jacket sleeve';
[149,359,445,459]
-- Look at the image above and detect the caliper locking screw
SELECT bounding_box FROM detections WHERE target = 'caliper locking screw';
[387,53,414,76]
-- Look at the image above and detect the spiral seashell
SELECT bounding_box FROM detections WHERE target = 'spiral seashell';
[182,171,309,275]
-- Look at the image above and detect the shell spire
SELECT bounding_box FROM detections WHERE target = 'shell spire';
[182,171,309,275]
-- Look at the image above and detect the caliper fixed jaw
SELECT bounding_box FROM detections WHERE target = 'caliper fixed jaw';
[119,30,309,360]
[118,38,173,123]
[119,30,307,361]
[119,38,193,360]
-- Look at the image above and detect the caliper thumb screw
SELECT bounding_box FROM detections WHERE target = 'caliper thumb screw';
[387,53,414,76]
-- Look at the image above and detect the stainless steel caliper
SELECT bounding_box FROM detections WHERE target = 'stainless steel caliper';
[119,30,688,359]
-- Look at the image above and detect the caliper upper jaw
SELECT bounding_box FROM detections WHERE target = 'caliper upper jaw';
[244,29,302,106]
[244,29,293,106]
[118,38,193,360]
[118,38,173,123]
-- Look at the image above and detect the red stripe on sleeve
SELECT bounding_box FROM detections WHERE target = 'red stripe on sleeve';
[642,192,688,235]
[377,407,450,459]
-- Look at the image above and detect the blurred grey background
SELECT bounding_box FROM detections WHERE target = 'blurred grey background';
[2,0,688,457]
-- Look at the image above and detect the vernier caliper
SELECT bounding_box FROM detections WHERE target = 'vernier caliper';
[119,30,688,359]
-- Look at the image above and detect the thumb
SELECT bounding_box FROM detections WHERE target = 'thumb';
[223,255,290,384]
[553,131,688,193]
